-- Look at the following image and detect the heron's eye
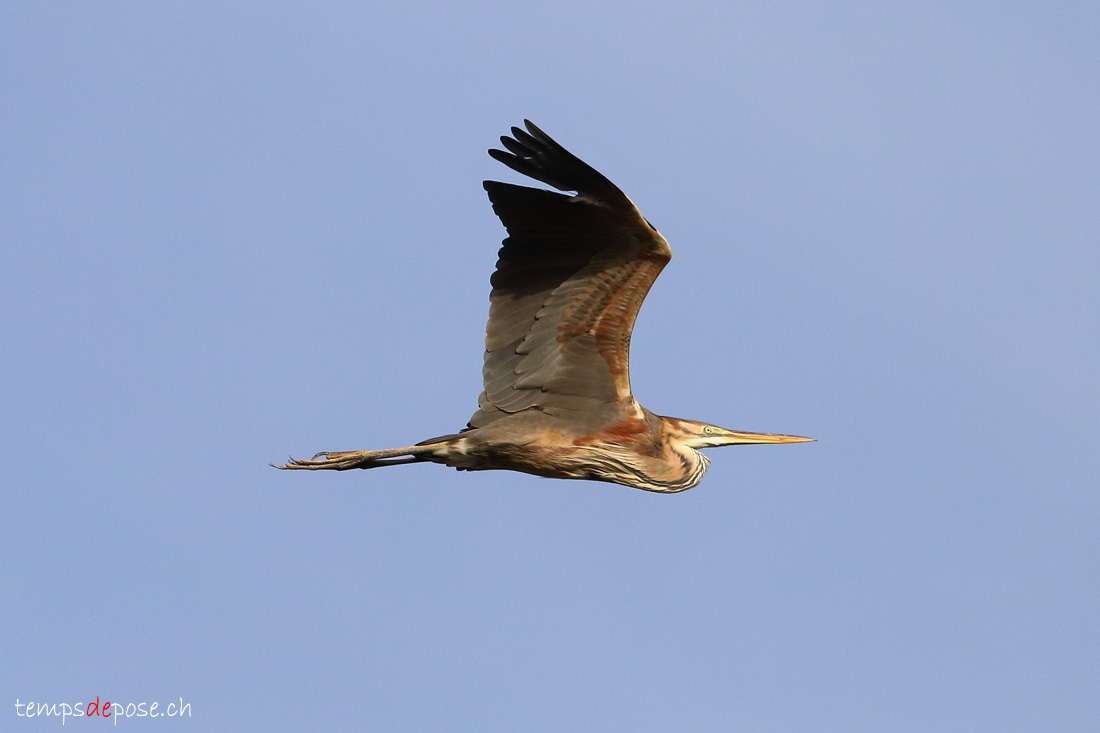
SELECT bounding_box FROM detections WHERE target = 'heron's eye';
[702,425,714,434]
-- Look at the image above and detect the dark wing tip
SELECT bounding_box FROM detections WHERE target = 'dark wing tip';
[487,120,624,201]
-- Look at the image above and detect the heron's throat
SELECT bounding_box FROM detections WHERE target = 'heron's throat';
[622,440,710,493]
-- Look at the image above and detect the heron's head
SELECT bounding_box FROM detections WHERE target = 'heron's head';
[664,417,815,450]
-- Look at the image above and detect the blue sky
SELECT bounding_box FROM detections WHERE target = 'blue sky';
[3,2,1098,730]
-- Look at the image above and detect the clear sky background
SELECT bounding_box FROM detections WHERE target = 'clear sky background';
[3,2,1098,731]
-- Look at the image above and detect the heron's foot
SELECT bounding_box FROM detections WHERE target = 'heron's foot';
[273,450,377,471]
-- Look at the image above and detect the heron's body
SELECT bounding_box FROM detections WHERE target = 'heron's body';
[275,121,812,492]
[420,410,709,493]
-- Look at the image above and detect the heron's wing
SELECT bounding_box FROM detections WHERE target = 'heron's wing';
[470,121,671,429]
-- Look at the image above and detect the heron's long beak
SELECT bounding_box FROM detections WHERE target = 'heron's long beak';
[711,428,816,446]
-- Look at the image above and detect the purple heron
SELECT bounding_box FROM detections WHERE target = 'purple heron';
[275,121,813,492]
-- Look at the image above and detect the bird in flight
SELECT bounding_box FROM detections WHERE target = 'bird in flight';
[275,121,812,492]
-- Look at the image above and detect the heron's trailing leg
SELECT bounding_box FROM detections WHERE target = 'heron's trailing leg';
[273,445,439,471]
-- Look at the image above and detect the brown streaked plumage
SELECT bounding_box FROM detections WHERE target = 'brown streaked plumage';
[274,120,813,492]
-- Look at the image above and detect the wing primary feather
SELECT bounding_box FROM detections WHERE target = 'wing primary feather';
[487,120,625,202]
